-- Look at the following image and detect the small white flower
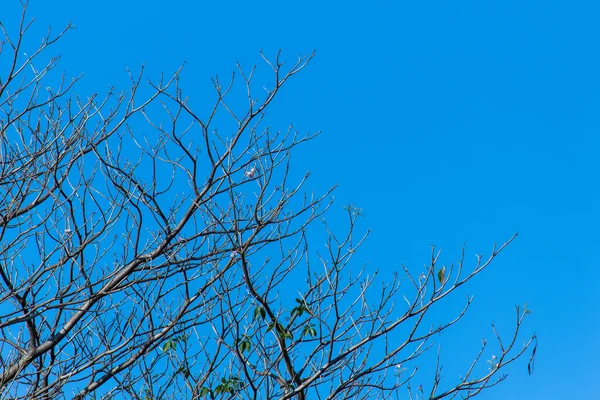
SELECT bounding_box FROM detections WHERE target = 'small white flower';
[245,166,256,178]
[64,228,72,234]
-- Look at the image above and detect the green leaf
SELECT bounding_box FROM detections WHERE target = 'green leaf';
[282,330,293,340]
[163,339,177,353]
[215,377,243,396]
[267,322,292,340]
[277,323,291,338]
[302,324,317,338]
[291,298,312,318]
[176,365,191,378]
[291,306,303,318]
[437,267,445,284]
[253,306,266,321]
[238,336,251,354]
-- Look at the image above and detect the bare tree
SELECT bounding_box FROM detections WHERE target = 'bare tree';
[0,2,536,399]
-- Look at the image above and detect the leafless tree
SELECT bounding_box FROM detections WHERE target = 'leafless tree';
[0,2,536,399]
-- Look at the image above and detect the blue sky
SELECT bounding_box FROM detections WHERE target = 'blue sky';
[15,0,600,398]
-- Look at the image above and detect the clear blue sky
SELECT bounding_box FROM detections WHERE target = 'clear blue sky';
[16,0,600,398]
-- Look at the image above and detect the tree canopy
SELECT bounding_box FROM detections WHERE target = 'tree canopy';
[0,2,536,399]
